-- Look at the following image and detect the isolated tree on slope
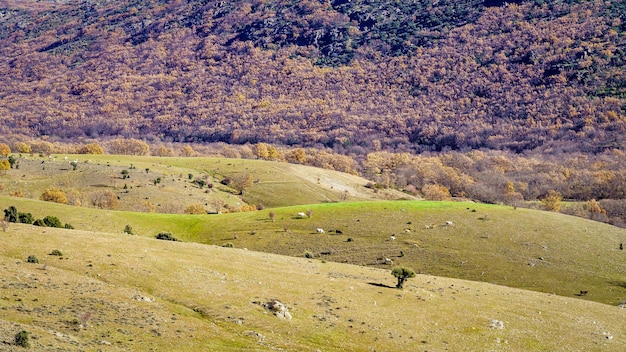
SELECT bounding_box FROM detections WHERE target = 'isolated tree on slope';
[391,266,416,289]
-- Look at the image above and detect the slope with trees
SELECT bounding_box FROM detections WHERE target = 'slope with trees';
[0,0,624,155]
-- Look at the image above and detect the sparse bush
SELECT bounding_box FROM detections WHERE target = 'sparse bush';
[107,138,150,156]
[224,204,258,213]
[541,190,562,212]
[304,251,315,258]
[180,145,195,157]
[66,190,82,206]
[27,255,39,264]
[64,223,74,229]
[124,224,134,235]
[391,266,416,289]
[222,242,234,248]
[89,190,119,209]
[0,159,10,174]
[155,232,180,241]
[184,204,206,214]
[421,184,451,201]
[33,219,45,226]
[14,330,30,348]
[193,179,206,188]
[13,141,31,154]
[346,237,353,242]
[8,155,17,168]
[231,173,254,195]
[49,249,63,256]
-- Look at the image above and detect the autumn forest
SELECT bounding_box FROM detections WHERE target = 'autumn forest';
[0,0,625,225]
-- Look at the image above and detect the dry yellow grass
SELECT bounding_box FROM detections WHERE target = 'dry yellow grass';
[1,223,625,351]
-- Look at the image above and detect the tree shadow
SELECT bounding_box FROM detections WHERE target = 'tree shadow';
[609,281,626,289]
[367,282,395,289]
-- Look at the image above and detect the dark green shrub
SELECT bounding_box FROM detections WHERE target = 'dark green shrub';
[4,206,18,222]
[155,232,180,241]
[43,216,63,228]
[14,330,30,348]
[64,223,74,229]
[124,224,134,235]
[391,266,416,289]
[33,219,45,226]
[222,242,234,248]
[49,249,63,256]
[304,251,314,258]
[27,255,39,264]
[18,212,34,224]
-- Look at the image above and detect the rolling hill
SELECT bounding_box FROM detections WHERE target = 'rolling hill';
[0,153,411,212]
[1,223,626,351]
[0,154,625,350]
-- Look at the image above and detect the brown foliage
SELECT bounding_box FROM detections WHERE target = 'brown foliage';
[541,190,563,212]
[0,160,10,174]
[231,173,254,194]
[79,143,104,154]
[40,188,68,204]
[421,184,451,201]
[107,139,150,156]
[89,190,119,210]
[180,145,195,157]
[184,203,206,214]
[0,143,10,157]
[13,142,31,154]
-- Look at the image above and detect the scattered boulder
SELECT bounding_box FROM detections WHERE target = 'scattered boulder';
[132,295,155,302]
[490,319,505,329]
[264,299,292,320]
[244,330,266,341]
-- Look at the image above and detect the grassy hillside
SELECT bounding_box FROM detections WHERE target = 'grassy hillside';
[0,154,410,212]
[3,195,626,307]
[1,224,625,351]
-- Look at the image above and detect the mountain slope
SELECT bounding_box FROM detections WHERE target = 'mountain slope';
[0,0,624,153]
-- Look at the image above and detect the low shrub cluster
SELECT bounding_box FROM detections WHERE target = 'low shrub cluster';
[155,232,181,242]
[3,206,74,229]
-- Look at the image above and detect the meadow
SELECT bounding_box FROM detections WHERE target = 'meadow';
[1,155,626,350]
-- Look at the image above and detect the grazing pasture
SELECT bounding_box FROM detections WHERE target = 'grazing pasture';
[1,225,625,351]
[2,196,625,306]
